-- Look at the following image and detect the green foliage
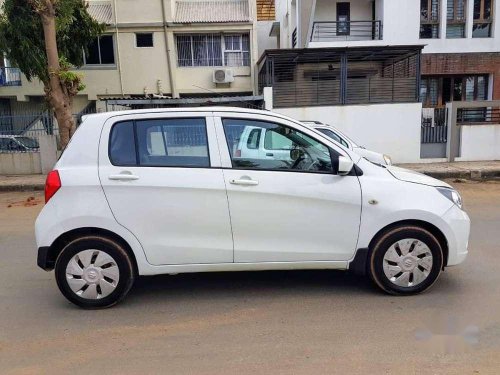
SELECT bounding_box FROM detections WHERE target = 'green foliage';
[58,56,85,93]
[0,0,105,83]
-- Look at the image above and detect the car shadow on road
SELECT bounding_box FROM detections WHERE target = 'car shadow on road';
[126,270,376,304]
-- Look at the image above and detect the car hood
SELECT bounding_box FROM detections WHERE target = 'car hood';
[386,166,452,188]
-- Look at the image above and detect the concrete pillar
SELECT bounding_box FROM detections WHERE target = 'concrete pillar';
[466,0,474,38]
[446,102,463,162]
[39,135,58,174]
[263,87,273,110]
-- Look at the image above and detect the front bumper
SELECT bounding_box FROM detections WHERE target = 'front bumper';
[442,205,470,266]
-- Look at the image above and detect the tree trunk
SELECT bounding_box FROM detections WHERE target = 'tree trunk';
[39,1,75,149]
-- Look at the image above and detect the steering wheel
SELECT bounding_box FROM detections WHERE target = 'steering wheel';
[291,147,314,170]
[291,154,304,169]
[304,159,320,171]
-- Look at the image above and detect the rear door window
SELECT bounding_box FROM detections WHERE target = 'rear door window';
[109,118,210,168]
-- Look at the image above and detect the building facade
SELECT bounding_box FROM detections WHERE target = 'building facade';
[0,0,261,131]
[264,0,500,161]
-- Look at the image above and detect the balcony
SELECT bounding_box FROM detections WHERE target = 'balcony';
[0,68,22,87]
[258,45,421,108]
[310,21,382,42]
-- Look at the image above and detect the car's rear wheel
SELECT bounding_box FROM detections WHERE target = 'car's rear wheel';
[55,236,135,309]
[368,226,443,295]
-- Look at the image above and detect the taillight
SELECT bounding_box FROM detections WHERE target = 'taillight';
[45,170,61,203]
[235,149,241,157]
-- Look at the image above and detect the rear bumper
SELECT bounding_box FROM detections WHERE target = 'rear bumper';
[442,205,470,267]
[37,246,54,271]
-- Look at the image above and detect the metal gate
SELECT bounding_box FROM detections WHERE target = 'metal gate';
[421,107,447,158]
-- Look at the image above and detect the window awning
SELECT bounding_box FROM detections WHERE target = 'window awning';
[87,1,113,25]
[174,0,250,23]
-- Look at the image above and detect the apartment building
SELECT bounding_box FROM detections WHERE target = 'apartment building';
[0,0,261,131]
[262,0,500,162]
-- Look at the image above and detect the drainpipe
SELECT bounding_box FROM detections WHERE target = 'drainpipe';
[161,0,178,98]
[112,0,125,96]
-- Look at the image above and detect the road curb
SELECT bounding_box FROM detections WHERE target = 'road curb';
[421,170,500,180]
[0,184,45,192]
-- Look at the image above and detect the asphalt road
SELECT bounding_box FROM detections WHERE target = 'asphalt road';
[1,181,499,374]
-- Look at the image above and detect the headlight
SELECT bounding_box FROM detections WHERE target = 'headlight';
[383,154,392,165]
[436,187,463,209]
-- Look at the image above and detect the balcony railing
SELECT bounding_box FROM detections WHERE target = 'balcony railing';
[310,21,382,42]
[0,68,22,87]
[457,106,500,125]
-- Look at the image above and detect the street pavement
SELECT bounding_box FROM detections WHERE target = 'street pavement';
[0,180,499,374]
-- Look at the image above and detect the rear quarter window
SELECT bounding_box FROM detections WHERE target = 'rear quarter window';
[109,121,137,166]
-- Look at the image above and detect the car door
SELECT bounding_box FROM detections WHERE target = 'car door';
[215,113,362,263]
[98,112,234,266]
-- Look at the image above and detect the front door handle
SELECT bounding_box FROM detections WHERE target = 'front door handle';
[109,172,139,181]
[229,178,259,186]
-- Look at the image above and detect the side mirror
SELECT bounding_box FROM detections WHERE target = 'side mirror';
[337,155,354,176]
[290,148,304,161]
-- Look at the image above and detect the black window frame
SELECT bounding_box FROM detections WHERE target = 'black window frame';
[84,35,116,66]
[108,117,211,168]
[136,33,154,48]
[222,117,340,175]
[473,0,494,37]
[420,74,489,107]
[446,0,467,39]
[420,0,441,39]
[175,33,250,67]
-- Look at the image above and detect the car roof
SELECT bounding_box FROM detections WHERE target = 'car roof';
[301,120,324,125]
[79,107,362,162]
[83,107,296,122]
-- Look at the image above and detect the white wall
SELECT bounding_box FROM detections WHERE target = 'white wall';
[306,0,500,54]
[257,21,278,58]
[0,135,58,175]
[313,0,373,22]
[457,125,500,161]
[272,102,423,163]
[0,153,42,175]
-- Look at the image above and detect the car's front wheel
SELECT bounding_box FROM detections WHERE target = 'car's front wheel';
[55,236,135,308]
[368,226,443,295]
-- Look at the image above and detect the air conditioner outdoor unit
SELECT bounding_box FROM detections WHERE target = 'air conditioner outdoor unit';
[213,69,234,84]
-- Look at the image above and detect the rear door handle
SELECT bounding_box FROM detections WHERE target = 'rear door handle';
[229,179,259,186]
[108,173,139,181]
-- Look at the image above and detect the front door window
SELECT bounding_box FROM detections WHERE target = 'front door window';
[222,118,336,174]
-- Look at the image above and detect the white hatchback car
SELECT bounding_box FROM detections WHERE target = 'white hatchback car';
[36,107,470,308]
[302,121,392,166]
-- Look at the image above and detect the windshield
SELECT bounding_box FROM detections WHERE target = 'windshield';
[316,128,350,149]
[15,137,39,149]
[314,124,359,148]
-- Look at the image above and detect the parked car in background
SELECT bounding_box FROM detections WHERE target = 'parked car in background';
[0,135,39,152]
[302,121,392,166]
[36,107,469,308]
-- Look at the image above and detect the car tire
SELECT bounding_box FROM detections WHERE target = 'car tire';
[368,226,443,295]
[55,236,135,309]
